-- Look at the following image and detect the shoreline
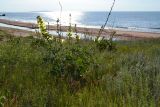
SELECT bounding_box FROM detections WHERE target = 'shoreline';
[0,18,160,40]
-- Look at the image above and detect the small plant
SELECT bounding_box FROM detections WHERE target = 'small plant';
[56,18,62,38]
[67,14,73,40]
[95,37,107,51]
[96,31,116,51]
[107,31,116,51]
[74,24,80,42]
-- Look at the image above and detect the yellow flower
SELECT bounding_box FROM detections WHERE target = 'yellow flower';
[61,39,65,43]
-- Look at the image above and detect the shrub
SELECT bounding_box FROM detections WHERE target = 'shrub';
[36,16,94,82]
[44,43,94,81]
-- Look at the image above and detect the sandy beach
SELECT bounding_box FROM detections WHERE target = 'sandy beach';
[0,18,160,40]
[0,26,36,37]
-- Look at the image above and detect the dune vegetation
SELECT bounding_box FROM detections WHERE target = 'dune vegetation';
[0,16,160,106]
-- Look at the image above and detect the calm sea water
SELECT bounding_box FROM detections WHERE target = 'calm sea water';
[0,11,160,33]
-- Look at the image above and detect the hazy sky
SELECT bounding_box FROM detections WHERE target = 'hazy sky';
[0,0,160,12]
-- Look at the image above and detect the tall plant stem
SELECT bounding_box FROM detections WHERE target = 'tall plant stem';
[98,0,116,37]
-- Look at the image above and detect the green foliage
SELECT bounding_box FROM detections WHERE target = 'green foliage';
[95,31,116,51]
[67,28,73,40]
[37,17,94,82]
[45,43,94,81]
[1,25,160,106]
[0,96,6,107]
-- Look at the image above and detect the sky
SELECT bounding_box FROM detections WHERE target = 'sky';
[0,0,160,12]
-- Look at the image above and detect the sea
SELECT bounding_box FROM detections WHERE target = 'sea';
[0,11,160,33]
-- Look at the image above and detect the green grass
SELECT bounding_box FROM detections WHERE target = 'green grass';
[0,30,160,107]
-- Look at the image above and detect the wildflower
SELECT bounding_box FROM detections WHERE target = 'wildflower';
[61,39,65,43]
[37,16,51,41]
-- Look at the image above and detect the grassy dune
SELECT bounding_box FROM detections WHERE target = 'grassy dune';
[0,29,160,106]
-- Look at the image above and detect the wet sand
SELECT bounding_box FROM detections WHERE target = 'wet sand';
[0,18,160,40]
